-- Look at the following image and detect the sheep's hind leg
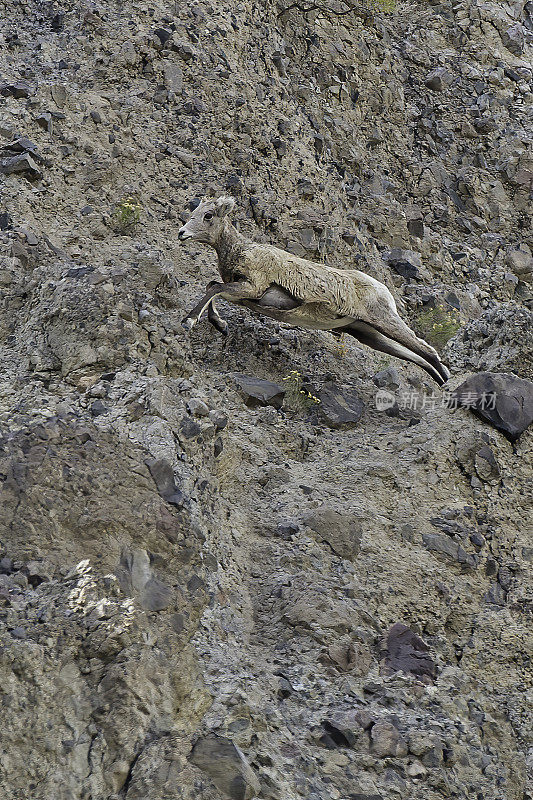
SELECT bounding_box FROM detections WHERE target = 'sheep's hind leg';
[345,321,446,386]
[371,314,450,384]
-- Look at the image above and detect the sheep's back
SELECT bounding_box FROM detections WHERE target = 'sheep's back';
[241,244,391,318]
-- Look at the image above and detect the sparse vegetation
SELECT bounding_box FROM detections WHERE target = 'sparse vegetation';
[415,304,461,349]
[332,331,348,358]
[112,195,143,232]
[282,370,321,411]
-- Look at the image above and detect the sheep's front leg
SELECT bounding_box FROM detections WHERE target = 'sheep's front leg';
[207,300,228,336]
[182,281,260,332]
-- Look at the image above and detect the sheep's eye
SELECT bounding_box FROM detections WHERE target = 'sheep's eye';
[204,212,214,221]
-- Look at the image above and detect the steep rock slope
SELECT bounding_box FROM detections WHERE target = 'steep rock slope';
[0,0,531,798]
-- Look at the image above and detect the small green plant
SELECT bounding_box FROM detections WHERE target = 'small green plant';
[375,355,392,370]
[332,331,348,358]
[366,0,396,10]
[282,370,321,411]
[415,304,461,349]
[112,195,142,232]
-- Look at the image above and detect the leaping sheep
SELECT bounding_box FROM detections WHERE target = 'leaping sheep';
[178,196,450,386]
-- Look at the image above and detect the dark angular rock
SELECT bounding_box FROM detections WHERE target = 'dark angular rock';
[349,796,383,800]
[271,137,287,156]
[0,138,46,181]
[422,743,444,767]
[277,521,299,538]
[180,416,202,439]
[384,248,421,279]
[272,51,287,75]
[172,41,196,61]
[233,374,285,410]
[67,265,94,277]
[170,613,184,632]
[320,720,357,749]
[484,583,506,606]
[0,80,32,98]
[407,217,424,238]
[0,212,11,230]
[444,292,461,311]
[501,23,525,55]
[189,734,260,800]
[226,174,242,192]
[277,675,294,699]
[425,67,453,91]
[90,400,108,416]
[51,12,64,31]
[140,576,173,611]
[1,138,44,160]
[382,622,437,682]
[0,153,42,180]
[430,515,466,536]
[145,458,185,508]
[316,382,364,429]
[36,113,53,132]
[504,67,521,82]
[485,557,498,577]
[0,557,14,574]
[154,27,172,45]
[474,445,500,484]
[451,372,533,441]
[470,532,486,548]
[373,366,400,390]
[182,96,206,115]
[187,574,205,592]
[209,410,228,430]
[314,134,324,154]
[423,532,477,568]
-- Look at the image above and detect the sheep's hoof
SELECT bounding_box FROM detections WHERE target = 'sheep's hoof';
[181,317,196,332]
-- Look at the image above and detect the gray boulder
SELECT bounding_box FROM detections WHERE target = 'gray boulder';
[233,373,285,409]
[316,382,365,429]
[451,372,533,441]
[381,622,437,682]
[424,67,453,91]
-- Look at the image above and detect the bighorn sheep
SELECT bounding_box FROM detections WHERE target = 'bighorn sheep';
[178,197,450,385]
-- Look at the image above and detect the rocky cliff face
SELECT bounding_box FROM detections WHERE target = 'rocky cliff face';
[0,0,532,798]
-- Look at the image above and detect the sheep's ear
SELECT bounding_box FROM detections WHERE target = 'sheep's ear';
[215,196,235,217]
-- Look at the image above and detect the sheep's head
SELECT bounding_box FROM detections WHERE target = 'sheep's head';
[178,196,235,244]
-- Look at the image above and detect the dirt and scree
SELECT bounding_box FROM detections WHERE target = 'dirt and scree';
[0,0,532,798]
